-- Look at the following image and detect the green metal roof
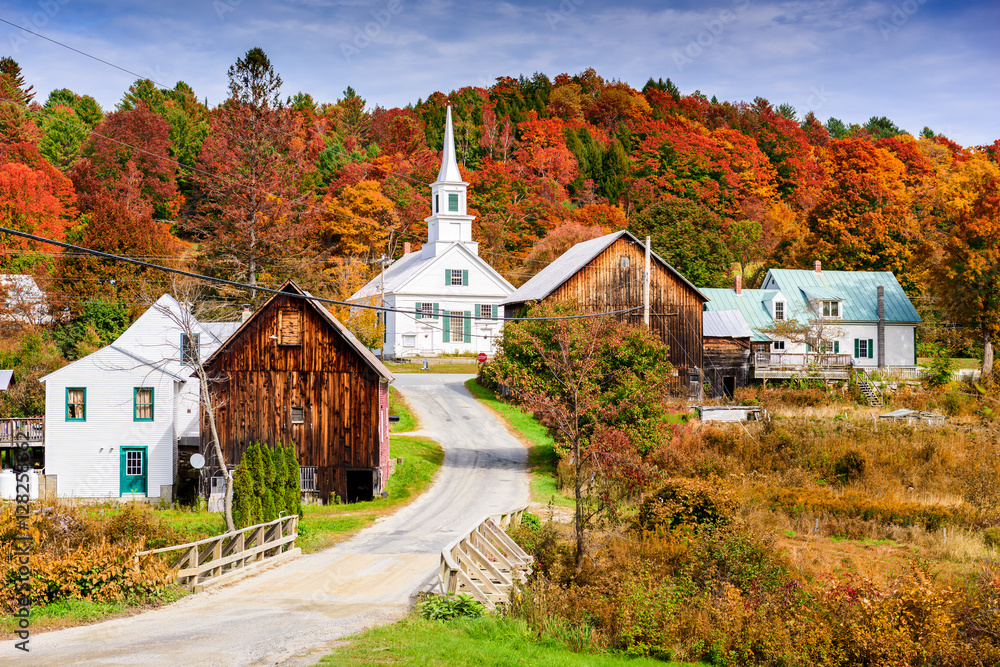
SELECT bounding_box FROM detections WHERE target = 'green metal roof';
[762,269,921,323]
[700,288,775,342]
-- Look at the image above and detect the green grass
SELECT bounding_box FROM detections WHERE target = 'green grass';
[918,357,981,369]
[0,590,186,636]
[390,362,483,374]
[389,385,420,433]
[297,435,444,553]
[464,379,574,509]
[318,615,701,666]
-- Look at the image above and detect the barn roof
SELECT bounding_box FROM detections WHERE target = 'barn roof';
[700,288,777,342]
[703,309,753,339]
[203,280,394,382]
[499,230,706,306]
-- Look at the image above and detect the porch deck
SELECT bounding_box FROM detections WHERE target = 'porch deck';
[0,418,44,446]
[752,353,852,380]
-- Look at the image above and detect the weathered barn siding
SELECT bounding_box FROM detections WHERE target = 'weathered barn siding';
[704,337,751,398]
[519,237,704,395]
[201,287,391,503]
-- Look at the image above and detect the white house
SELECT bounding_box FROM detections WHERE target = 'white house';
[351,106,515,359]
[701,262,921,373]
[38,295,238,500]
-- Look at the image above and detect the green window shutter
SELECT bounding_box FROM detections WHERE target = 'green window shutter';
[442,310,450,343]
[854,339,859,358]
[834,341,840,354]
[868,339,874,359]
[445,268,451,285]
[433,303,439,319]
[475,304,481,320]
[448,193,459,211]
[464,311,471,343]
[462,269,468,286]
[415,302,422,319]
[913,329,917,366]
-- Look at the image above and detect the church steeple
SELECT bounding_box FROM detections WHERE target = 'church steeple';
[424,106,477,257]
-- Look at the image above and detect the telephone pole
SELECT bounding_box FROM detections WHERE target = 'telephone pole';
[643,235,651,328]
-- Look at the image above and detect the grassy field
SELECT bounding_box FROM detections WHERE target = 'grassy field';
[390,361,482,374]
[917,356,981,369]
[463,378,574,509]
[318,616,700,667]
[389,385,420,432]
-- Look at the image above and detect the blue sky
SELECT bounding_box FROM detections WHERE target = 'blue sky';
[3,0,998,146]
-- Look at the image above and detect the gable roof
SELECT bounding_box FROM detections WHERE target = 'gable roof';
[703,309,753,338]
[762,269,920,323]
[700,289,776,342]
[204,280,394,382]
[500,230,706,306]
[351,242,514,300]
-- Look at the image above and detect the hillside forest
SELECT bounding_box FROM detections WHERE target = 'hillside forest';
[0,48,998,405]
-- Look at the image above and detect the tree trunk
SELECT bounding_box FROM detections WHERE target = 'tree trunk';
[574,436,584,569]
[200,372,235,532]
[983,329,994,380]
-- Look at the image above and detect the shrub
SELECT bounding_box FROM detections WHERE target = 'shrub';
[834,449,867,484]
[637,478,735,532]
[762,486,955,529]
[925,356,955,388]
[416,593,485,620]
[984,527,1000,549]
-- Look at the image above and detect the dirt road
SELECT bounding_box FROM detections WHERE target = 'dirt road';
[17,373,529,666]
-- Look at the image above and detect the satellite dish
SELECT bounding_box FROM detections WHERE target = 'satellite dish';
[190,453,205,470]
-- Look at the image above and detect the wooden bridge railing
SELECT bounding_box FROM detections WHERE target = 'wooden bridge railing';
[135,515,299,593]
[439,506,533,610]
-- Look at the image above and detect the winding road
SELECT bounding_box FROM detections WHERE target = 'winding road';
[17,373,530,666]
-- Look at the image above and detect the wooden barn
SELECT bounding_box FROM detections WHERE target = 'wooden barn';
[200,281,394,504]
[500,230,707,396]
[702,308,755,398]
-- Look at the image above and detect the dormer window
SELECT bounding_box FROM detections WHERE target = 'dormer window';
[821,300,840,318]
[774,301,785,321]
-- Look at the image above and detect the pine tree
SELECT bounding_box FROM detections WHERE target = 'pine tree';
[272,440,289,516]
[258,443,276,522]
[285,443,302,518]
[232,450,259,529]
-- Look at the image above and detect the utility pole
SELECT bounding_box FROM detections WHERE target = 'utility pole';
[643,235,651,328]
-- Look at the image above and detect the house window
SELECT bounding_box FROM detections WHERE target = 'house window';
[66,387,86,421]
[448,193,459,212]
[774,301,785,321]
[278,309,302,345]
[125,450,143,476]
[772,341,785,351]
[854,338,874,359]
[134,387,154,421]
[450,313,464,341]
[619,256,630,269]
[478,304,494,320]
[291,406,305,424]
[449,269,468,286]
[181,333,200,366]
[416,302,434,319]
[822,301,840,317]
[402,334,416,347]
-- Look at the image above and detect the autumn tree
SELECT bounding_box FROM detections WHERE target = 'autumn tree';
[190,48,314,292]
[484,303,674,567]
[0,57,40,146]
[934,152,1000,377]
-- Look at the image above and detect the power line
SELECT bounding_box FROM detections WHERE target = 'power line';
[0,226,641,322]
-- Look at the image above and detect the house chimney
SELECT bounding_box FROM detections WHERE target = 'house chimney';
[734,275,742,295]
[241,305,252,323]
[403,242,411,255]
[814,260,822,273]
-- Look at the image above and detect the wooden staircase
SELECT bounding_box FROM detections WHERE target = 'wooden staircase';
[439,508,533,610]
[856,370,884,407]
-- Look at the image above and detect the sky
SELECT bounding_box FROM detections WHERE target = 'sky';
[2,0,998,146]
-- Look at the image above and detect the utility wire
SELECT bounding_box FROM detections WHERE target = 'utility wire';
[0,226,641,322]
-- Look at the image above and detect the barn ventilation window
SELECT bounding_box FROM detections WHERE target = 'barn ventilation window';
[619,256,630,268]
[291,406,305,424]
[278,309,302,345]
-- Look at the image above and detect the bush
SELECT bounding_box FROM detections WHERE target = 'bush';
[637,478,736,532]
[834,449,867,484]
[416,593,485,620]
[762,486,955,529]
[925,356,955,388]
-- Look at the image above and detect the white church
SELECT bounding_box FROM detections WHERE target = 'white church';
[351,107,515,359]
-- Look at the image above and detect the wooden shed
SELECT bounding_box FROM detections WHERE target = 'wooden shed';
[702,309,754,398]
[200,281,394,504]
[500,230,707,396]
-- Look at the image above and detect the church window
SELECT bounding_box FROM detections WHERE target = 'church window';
[448,193,459,212]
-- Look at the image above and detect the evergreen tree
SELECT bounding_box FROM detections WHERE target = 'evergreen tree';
[232,451,259,529]
[272,441,288,515]
[258,443,277,522]
[285,443,302,518]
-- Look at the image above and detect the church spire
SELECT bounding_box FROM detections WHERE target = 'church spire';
[436,106,463,183]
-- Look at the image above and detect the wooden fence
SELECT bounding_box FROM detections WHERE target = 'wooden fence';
[135,515,300,593]
[439,507,533,610]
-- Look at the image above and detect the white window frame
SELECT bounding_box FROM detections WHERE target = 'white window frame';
[478,304,494,320]
[450,269,463,286]
[772,340,785,351]
[774,301,785,321]
[449,313,464,340]
[822,300,840,318]
[402,334,416,347]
